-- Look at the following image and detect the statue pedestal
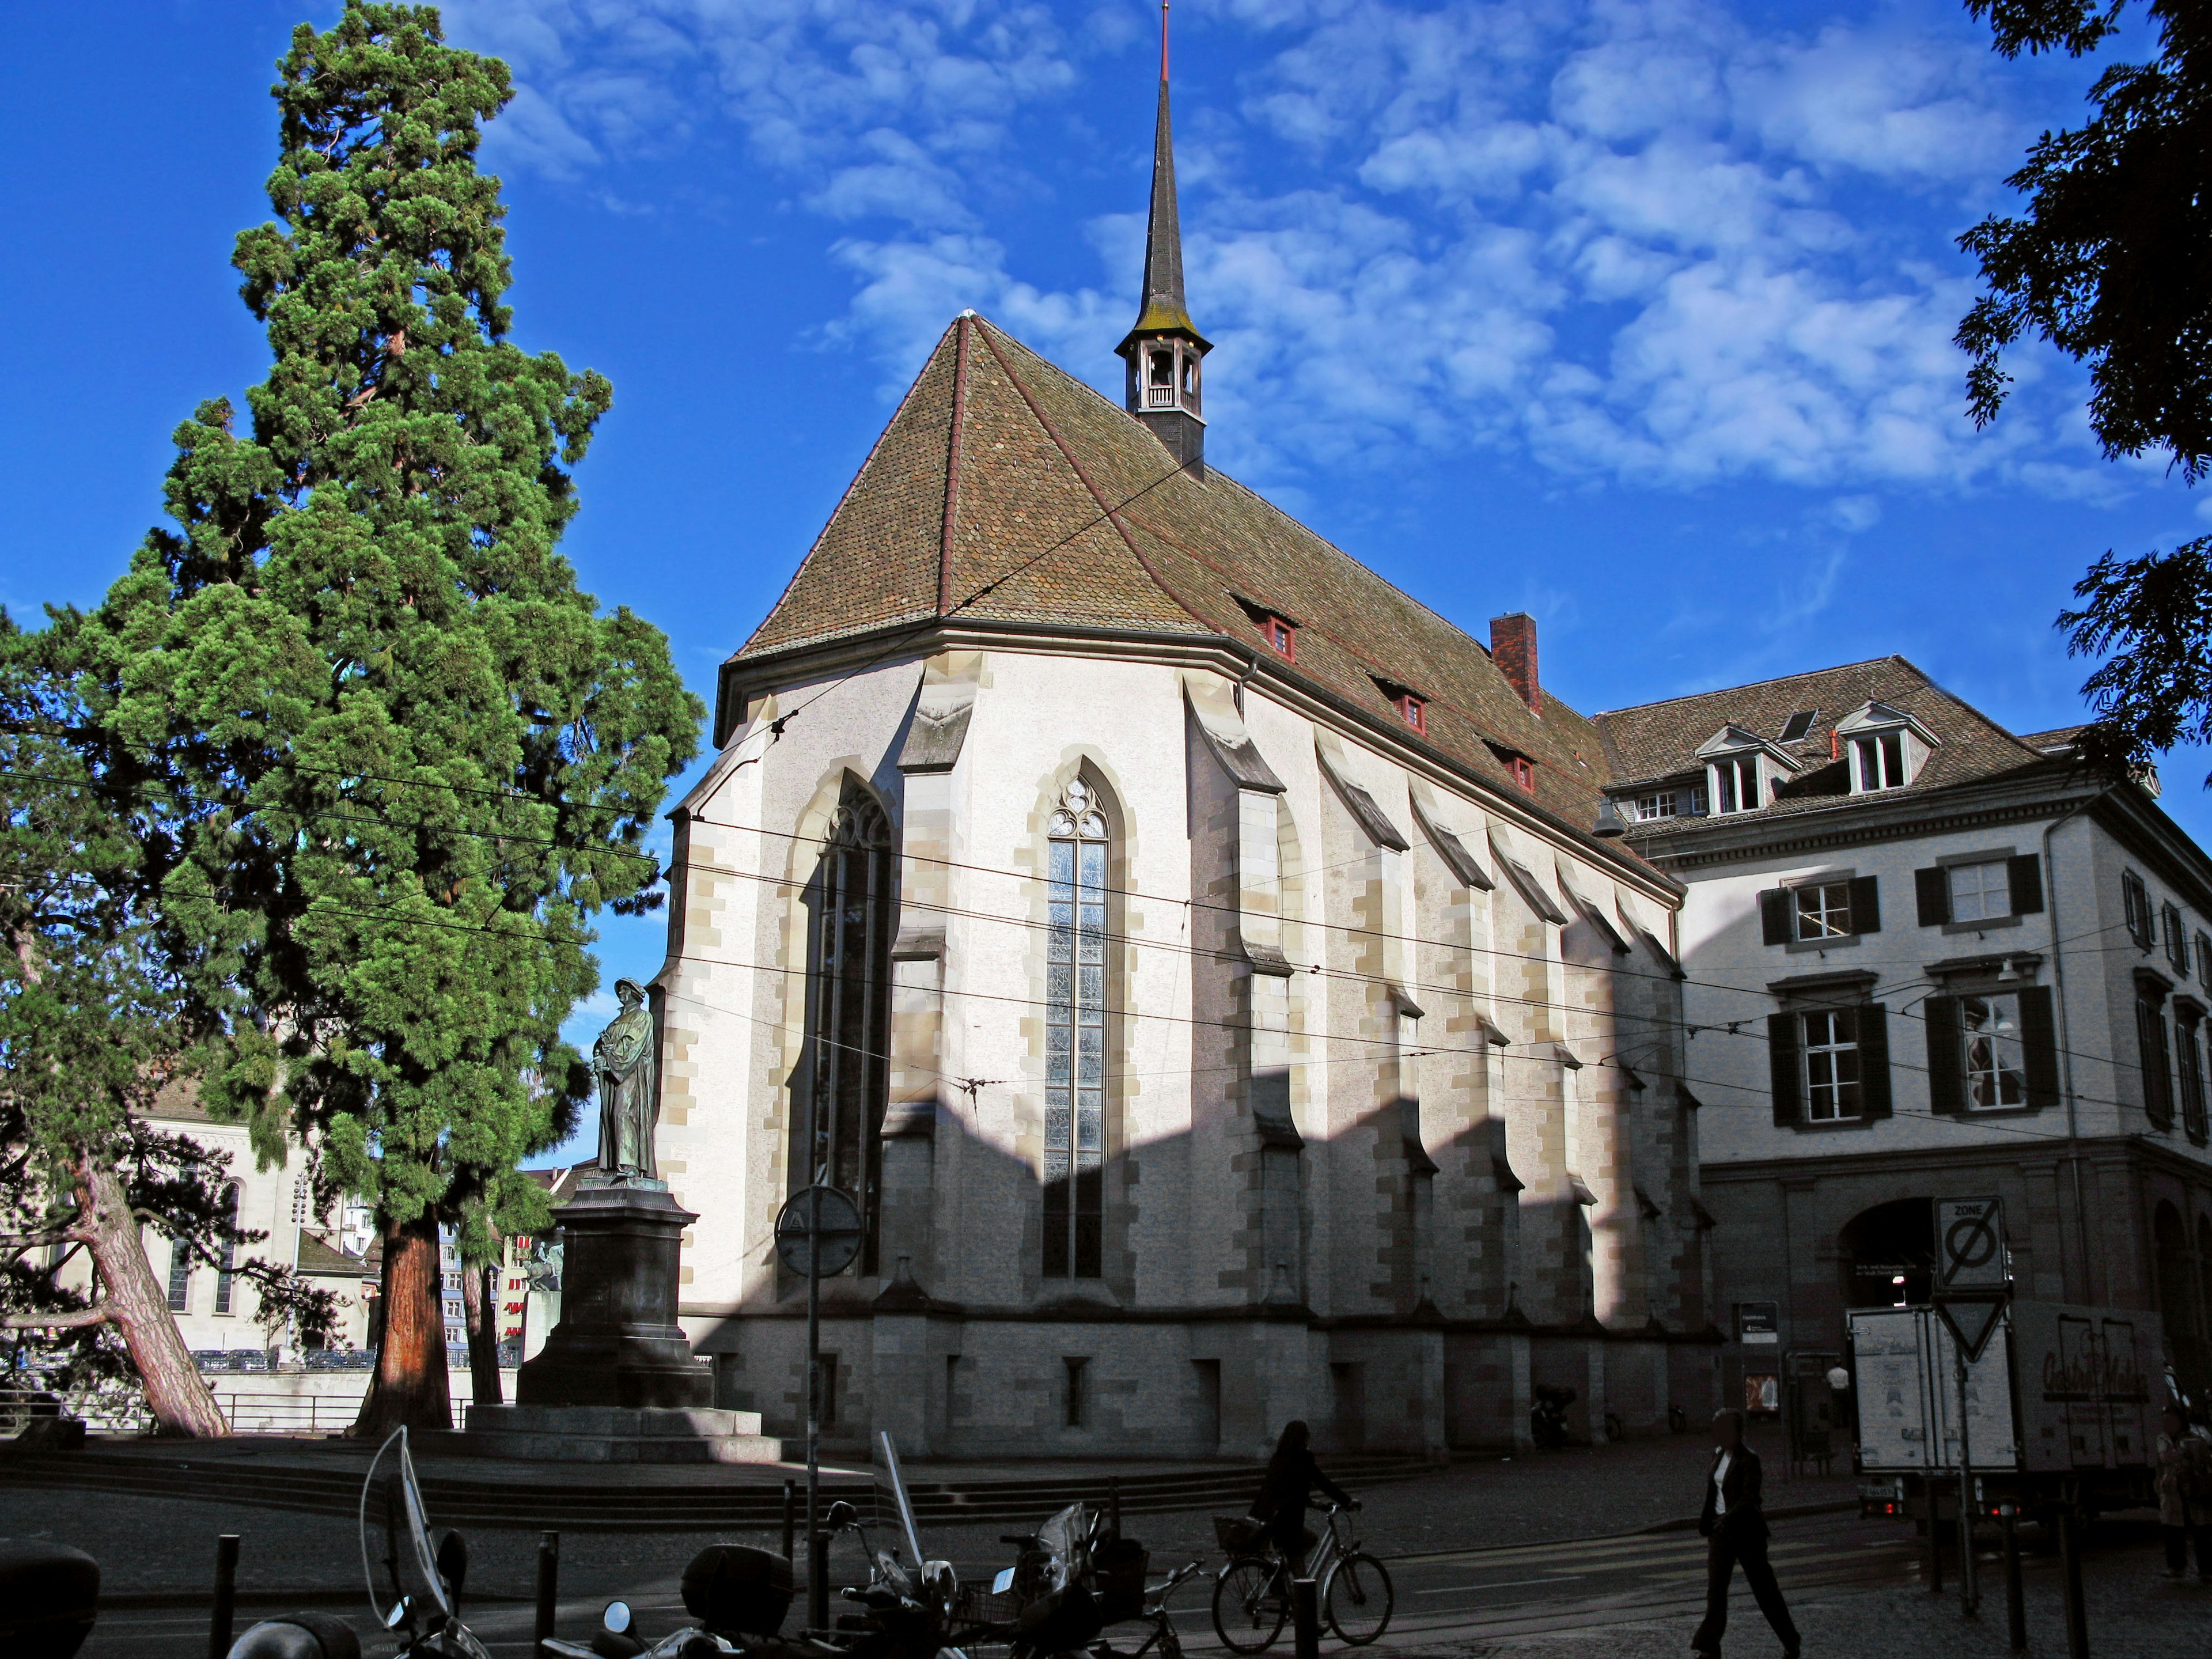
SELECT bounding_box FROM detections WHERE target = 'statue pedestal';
[462,1183,783,1464]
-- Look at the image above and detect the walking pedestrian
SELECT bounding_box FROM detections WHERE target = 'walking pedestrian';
[1248,1421,1355,1574]
[2154,1406,2211,1580]
[1690,1408,1801,1659]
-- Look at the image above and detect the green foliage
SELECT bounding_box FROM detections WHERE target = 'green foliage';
[51,1,700,1244]
[1,613,338,1387]
[1961,0,2212,775]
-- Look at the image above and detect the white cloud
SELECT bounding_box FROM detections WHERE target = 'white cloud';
[445,0,2090,494]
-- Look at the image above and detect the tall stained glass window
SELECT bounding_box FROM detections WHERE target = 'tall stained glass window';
[1045,778,1108,1278]
[802,785,894,1274]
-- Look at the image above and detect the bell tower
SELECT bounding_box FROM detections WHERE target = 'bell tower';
[1116,2,1211,480]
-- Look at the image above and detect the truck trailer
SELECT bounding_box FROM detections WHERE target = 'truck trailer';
[1847,1301,2166,1524]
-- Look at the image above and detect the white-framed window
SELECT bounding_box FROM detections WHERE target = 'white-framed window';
[1713,754,1762,815]
[1045,776,1109,1279]
[1793,881,1854,941]
[1633,790,1683,821]
[1802,1009,1863,1121]
[1853,730,1908,791]
[1960,993,2027,1109]
[166,1237,192,1314]
[1947,860,2012,924]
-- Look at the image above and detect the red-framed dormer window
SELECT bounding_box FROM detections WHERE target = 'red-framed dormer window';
[1393,693,1426,734]
[1260,614,1296,660]
[1510,755,1535,793]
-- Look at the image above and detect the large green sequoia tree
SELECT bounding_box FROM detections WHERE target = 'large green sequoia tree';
[57,1,699,1434]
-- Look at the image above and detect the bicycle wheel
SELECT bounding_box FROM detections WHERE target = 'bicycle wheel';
[1211,1560,1286,1654]
[1322,1552,1393,1645]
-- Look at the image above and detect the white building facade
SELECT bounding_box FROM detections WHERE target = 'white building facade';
[650,69,1717,1460]
[1595,658,2212,1414]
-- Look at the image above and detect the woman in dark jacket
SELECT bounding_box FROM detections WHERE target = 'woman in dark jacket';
[1251,1421,1355,1571]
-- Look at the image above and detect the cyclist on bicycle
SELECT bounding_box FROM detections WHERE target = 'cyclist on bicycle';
[1248,1420,1356,1572]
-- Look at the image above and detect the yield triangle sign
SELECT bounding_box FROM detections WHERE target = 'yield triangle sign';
[1936,1294,2008,1363]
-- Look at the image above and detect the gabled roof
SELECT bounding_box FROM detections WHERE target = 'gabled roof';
[1590,656,2064,837]
[731,315,1618,828]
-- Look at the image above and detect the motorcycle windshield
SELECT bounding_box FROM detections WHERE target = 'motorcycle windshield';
[1035,1503,1090,1561]
[361,1426,453,1624]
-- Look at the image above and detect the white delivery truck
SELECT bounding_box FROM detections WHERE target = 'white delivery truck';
[1847,1301,2165,1524]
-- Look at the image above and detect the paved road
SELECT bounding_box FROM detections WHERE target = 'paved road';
[86,1508,1923,1657]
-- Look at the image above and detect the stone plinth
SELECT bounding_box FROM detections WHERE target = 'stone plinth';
[516,1181,713,1410]
[460,1402,786,1464]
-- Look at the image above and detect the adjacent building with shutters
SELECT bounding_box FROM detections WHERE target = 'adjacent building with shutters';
[1592,657,2212,1412]
[652,48,1715,1459]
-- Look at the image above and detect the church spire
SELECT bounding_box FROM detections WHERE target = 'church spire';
[1118,1,1210,479]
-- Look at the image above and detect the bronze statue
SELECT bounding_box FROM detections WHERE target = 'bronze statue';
[593,978,658,1180]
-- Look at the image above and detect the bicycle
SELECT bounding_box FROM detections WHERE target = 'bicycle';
[1089,1560,1202,1659]
[1210,1504,1393,1651]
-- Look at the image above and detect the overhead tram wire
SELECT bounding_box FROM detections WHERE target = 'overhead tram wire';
[277,887,2175,1139]
[0,754,2174,1089]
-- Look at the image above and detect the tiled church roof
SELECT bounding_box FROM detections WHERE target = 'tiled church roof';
[732,315,1621,829]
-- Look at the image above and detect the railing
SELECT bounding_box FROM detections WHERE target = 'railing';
[0,1384,151,1436]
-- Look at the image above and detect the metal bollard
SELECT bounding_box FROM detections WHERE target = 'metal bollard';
[209,1534,240,1659]
[535,1531,560,1659]
[783,1479,797,1564]
[810,1529,832,1632]
[1926,1490,1944,1594]
[2058,1503,2089,1659]
[2000,1505,2025,1653]
[1291,1577,1321,1659]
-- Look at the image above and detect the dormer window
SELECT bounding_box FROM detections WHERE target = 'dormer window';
[1375,677,1429,734]
[1510,756,1535,793]
[1854,731,1906,791]
[1260,615,1295,658]
[1713,753,1762,815]
[1835,700,1934,794]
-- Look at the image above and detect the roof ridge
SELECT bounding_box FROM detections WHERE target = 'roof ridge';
[972,322,1217,637]
[937,315,973,616]
[1591,655,1907,720]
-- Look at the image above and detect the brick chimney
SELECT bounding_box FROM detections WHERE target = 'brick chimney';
[1490,612,1539,713]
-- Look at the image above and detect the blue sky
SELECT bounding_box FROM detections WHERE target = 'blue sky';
[6,0,2207,1165]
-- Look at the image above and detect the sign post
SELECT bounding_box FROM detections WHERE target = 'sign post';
[1933,1196,2010,1621]
[776,1183,862,1613]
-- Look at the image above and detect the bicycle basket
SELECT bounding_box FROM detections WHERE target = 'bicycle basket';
[1214,1515,1265,1555]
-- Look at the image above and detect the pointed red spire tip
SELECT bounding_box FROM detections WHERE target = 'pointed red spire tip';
[1160,0,1169,84]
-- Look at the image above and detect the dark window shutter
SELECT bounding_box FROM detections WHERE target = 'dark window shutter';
[2019,985,2059,1112]
[1849,874,1882,935]
[1768,1012,1802,1127]
[2008,854,2044,916]
[1916,867,1950,927]
[1760,889,1793,946]
[1858,1003,1893,1119]
[1925,996,1964,1116]
[2139,997,2176,1129]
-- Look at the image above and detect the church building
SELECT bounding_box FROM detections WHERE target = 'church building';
[653,50,1716,1459]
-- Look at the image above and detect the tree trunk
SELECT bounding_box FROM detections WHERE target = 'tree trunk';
[353,1210,452,1437]
[75,1157,228,1437]
[461,1251,502,1409]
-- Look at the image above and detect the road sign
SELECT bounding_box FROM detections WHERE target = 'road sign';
[1935,1196,2008,1292]
[775,1185,862,1278]
[1936,1291,2010,1363]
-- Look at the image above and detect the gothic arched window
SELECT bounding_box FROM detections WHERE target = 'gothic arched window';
[802,786,894,1273]
[1045,778,1108,1278]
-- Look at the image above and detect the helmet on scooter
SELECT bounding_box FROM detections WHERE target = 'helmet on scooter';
[225,1613,362,1659]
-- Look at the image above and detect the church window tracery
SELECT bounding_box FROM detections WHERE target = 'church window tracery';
[1044,777,1109,1278]
[801,786,894,1273]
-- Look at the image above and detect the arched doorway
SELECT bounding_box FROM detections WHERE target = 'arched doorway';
[1839,1198,1935,1310]
[2155,1202,2207,1392]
